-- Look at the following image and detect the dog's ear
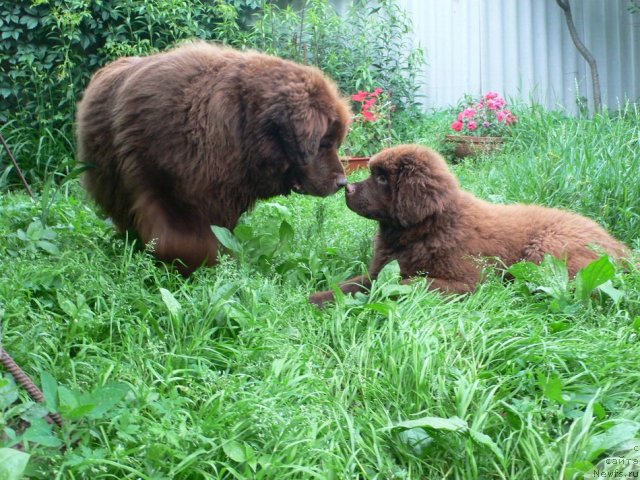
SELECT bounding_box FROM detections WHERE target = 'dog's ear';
[289,107,328,165]
[394,154,456,227]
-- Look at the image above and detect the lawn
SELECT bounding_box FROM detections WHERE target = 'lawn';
[1,106,639,479]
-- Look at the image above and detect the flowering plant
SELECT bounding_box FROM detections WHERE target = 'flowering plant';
[341,88,394,157]
[450,92,517,137]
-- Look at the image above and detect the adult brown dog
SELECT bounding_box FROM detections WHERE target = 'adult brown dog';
[310,144,630,306]
[77,42,350,275]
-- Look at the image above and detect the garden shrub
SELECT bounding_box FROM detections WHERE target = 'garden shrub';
[0,0,246,128]
[0,0,425,186]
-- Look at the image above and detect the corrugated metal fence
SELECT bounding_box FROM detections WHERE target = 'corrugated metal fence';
[335,0,640,113]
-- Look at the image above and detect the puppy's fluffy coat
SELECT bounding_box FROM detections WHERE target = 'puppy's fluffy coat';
[310,144,630,306]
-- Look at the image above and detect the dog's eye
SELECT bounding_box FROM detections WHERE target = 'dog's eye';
[319,138,334,149]
[375,174,388,185]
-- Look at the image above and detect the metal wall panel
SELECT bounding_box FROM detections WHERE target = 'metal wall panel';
[334,0,640,113]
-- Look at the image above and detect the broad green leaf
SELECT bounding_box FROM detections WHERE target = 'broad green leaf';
[278,220,294,246]
[22,418,62,447]
[261,202,290,217]
[583,421,640,461]
[534,255,569,299]
[364,302,393,314]
[212,225,242,254]
[58,385,78,412]
[565,460,594,479]
[57,292,78,317]
[507,260,542,283]
[574,255,615,301]
[65,403,98,420]
[159,288,181,317]
[223,440,246,463]
[633,317,640,332]
[209,283,238,305]
[0,448,30,480]
[393,415,468,432]
[40,370,58,412]
[377,260,402,285]
[244,443,258,472]
[82,382,129,419]
[597,281,624,304]
[36,240,60,255]
[233,224,253,242]
[379,284,413,298]
[538,373,566,405]
[397,427,433,456]
[469,429,505,462]
[0,376,18,409]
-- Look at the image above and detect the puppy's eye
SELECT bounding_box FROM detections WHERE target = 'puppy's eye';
[375,174,388,185]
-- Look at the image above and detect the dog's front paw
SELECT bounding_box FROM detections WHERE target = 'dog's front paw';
[309,290,335,309]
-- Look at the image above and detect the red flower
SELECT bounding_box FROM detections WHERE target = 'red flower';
[362,109,377,122]
[363,98,377,108]
[352,91,367,102]
[451,120,463,132]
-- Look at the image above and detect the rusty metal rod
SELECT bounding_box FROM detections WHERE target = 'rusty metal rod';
[0,131,35,200]
[0,347,63,428]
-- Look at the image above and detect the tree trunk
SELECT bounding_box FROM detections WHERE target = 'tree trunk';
[556,0,602,114]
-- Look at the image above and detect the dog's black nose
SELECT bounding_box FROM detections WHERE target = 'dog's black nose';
[336,176,348,188]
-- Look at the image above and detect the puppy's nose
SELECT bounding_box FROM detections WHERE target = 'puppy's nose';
[345,183,355,195]
[336,176,348,188]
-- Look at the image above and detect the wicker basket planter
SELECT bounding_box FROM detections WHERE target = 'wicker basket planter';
[445,135,504,158]
[342,156,370,173]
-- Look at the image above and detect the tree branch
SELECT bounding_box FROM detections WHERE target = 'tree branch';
[556,0,602,113]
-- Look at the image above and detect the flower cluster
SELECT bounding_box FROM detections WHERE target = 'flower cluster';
[450,92,517,136]
[342,88,394,157]
[351,87,384,121]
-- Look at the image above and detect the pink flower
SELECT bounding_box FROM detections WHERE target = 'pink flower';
[462,108,476,119]
[373,87,384,96]
[452,92,514,136]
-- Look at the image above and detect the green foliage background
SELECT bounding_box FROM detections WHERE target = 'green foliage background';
[0,0,424,184]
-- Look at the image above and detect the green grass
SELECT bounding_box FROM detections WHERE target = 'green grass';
[0,106,639,479]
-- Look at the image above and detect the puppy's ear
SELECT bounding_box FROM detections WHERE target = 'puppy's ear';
[394,154,456,227]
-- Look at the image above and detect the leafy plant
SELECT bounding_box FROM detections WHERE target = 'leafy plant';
[450,92,518,137]
[390,414,504,462]
[342,88,395,157]
[13,219,59,256]
[508,254,625,313]
[0,447,30,480]
[0,369,128,479]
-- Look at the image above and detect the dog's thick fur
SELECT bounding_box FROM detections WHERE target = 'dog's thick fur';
[310,144,630,306]
[77,42,350,274]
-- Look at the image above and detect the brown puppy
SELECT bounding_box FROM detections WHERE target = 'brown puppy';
[77,42,350,275]
[310,144,630,306]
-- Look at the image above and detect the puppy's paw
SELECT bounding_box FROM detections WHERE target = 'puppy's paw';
[309,290,335,309]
